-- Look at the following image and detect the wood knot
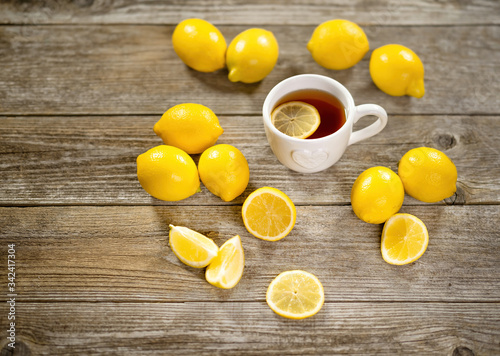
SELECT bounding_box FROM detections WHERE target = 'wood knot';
[444,185,466,205]
[1,340,31,356]
[204,231,219,240]
[434,133,457,150]
[452,346,474,356]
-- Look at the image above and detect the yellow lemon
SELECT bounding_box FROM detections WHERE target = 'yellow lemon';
[154,103,224,154]
[271,101,321,139]
[351,166,405,224]
[172,18,227,72]
[370,44,425,98]
[398,147,457,203]
[307,19,369,70]
[381,214,429,265]
[226,28,279,83]
[206,235,245,289]
[242,187,296,241]
[136,145,200,201]
[266,270,325,320]
[169,225,219,268]
[198,144,250,202]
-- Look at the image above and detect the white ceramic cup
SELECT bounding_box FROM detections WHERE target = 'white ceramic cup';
[262,74,388,173]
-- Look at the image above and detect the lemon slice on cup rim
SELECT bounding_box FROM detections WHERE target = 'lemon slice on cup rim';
[271,101,321,139]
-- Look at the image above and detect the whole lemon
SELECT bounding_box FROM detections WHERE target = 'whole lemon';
[351,166,405,224]
[198,144,250,202]
[307,19,369,70]
[226,28,279,83]
[370,44,425,98]
[154,103,224,154]
[137,145,200,201]
[398,147,457,203]
[172,18,227,73]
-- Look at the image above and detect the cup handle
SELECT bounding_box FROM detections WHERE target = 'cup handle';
[348,104,388,146]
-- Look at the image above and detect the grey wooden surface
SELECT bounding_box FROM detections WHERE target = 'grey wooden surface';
[0,1,499,355]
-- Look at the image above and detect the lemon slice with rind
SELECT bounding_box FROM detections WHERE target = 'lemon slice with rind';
[169,225,218,268]
[381,214,429,265]
[206,235,244,289]
[242,187,297,241]
[271,101,321,139]
[266,270,325,320]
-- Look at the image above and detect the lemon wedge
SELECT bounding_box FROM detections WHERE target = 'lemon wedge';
[205,235,244,289]
[266,270,325,320]
[169,225,218,268]
[271,101,321,139]
[381,214,429,265]
[242,187,297,241]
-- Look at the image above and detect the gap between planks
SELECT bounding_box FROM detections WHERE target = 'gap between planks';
[13,299,500,304]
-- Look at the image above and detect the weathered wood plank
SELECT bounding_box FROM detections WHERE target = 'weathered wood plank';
[1,205,498,302]
[1,25,499,115]
[2,301,499,355]
[1,0,499,26]
[0,115,498,205]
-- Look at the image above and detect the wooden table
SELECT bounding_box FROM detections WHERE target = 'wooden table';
[1,1,499,355]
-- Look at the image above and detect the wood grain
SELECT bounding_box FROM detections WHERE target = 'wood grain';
[1,25,499,115]
[1,205,498,303]
[0,115,498,206]
[1,2,499,354]
[1,301,498,355]
[1,0,499,25]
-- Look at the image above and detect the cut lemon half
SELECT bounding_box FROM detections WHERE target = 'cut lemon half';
[381,214,429,265]
[241,187,296,241]
[169,225,218,268]
[206,235,244,289]
[271,101,320,139]
[266,270,325,320]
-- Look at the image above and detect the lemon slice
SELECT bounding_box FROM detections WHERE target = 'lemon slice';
[241,187,297,241]
[271,101,320,139]
[205,235,244,289]
[381,214,429,265]
[266,270,325,320]
[169,225,218,268]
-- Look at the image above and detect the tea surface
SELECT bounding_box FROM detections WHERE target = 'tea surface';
[274,89,346,139]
